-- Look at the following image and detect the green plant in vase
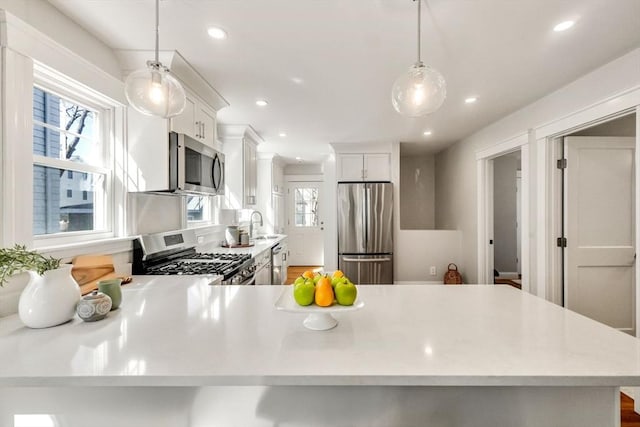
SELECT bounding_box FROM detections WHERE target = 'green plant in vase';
[0,244,61,287]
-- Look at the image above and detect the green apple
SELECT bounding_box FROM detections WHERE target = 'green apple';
[331,276,346,289]
[293,281,315,306]
[313,274,322,285]
[335,281,357,306]
[294,276,306,286]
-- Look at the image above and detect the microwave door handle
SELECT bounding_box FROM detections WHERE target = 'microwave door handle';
[212,155,222,191]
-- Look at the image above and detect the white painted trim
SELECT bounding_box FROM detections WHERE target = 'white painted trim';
[476,133,530,290]
[635,110,640,398]
[0,10,125,104]
[520,143,530,294]
[285,174,324,182]
[37,236,135,263]
[475,133,529,160]
[536,86,640,139]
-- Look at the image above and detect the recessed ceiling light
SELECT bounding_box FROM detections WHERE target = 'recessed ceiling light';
[423,130,432,136]
[553,20,575,32]
[291,77,304,84]
[255,99,268,107]
[465,97,478,104]
[207,27,227,40]
[279,132,287,137]
[295,157,302,161]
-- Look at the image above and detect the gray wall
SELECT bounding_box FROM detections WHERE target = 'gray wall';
[400,154,435,229]
[493,155,520,273]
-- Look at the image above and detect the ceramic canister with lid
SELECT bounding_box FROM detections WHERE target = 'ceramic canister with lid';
[76,290,112,322]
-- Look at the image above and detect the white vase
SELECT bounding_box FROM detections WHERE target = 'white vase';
[18,265,81,328]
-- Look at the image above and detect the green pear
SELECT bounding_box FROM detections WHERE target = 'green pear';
[335,281,357,306]
[293,280,315,306]
[313,274,322,284]
[294,276,306,286]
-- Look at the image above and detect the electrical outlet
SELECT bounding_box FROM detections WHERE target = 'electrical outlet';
[197,236,204,243]
[429,266,437,276]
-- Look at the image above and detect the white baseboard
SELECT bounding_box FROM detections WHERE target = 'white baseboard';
[394,281,443,285]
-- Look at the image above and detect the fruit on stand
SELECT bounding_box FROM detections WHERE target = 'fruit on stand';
[292,271,358,307]
[335,280,357,306]
[293,279,315,306]
[315,275,334,307]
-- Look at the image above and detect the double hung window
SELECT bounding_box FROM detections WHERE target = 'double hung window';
[32,85,112,239]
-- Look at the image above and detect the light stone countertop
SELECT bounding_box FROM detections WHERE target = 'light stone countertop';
[198,234,287,258]
[1,280,639,387]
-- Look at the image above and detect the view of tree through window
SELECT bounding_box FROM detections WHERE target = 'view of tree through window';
[32,87,107,234]
[294,188,318,227]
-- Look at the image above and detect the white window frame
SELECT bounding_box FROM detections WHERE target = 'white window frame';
[185,195,213,227]
[32,64,118,247]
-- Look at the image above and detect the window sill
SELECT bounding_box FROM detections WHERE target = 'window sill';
[36,236,136,262]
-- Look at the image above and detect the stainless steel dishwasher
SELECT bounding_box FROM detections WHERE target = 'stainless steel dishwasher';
[272,240,288,285]
[254,250,272,285]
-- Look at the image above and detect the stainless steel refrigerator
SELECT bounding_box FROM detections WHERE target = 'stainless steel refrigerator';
[338,182,393,284]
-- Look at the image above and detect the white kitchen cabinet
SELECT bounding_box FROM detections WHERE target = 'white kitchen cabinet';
[219,125,262,209]
[256,154,286,234]
[244,140,257,205]
[337,153,391,181]
[273,193,285,234]
[170,90,217,148]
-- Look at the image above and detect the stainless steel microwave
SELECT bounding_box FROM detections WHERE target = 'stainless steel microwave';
[168,132,225,196]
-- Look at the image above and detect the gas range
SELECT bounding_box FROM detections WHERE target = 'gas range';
[133,230,256,285]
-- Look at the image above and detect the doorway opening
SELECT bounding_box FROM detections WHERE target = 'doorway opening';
[286,181,325,268]
[492,151,522,289]
[551,113,636,335]
[477,134,530,291]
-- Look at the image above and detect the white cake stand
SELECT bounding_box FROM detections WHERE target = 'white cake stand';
[275,289,364,331]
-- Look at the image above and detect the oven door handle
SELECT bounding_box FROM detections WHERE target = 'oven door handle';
[236,275,256,286]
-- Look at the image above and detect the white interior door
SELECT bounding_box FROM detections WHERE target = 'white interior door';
[287,182,324,266]
[564,136,636,334]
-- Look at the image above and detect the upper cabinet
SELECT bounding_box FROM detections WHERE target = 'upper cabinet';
[256,154,285,234]
[170,92,217,148]
[337,153,391,181]
[219,124,263,209]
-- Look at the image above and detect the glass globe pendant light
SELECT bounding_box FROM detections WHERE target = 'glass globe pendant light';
[124,0,186,118]
[391,0,446,117]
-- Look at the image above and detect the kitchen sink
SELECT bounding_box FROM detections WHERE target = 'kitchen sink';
[254,235,279,240]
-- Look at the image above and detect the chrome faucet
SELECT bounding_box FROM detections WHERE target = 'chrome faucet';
[249,210,263,238]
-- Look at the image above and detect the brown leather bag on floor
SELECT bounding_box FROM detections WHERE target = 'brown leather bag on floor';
[443,263,463,284]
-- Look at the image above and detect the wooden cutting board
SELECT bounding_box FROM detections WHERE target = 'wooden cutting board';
[72,255,115,285]
[72,255,115,295]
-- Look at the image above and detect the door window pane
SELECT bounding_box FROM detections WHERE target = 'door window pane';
[33,166,106,234]
[294,188,318,227]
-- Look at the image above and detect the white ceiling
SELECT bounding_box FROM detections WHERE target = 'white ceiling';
[48,0,640,163]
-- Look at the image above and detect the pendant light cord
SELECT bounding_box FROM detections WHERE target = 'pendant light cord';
[154,0,160,63]
[416,0,421,64]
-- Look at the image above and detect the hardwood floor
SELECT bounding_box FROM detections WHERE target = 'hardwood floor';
[286,265,323,285]
[623,393,640,427]
[284,269,640,424]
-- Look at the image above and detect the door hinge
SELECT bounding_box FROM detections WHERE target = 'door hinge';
[557,158,567,169]
[557,237,567,247]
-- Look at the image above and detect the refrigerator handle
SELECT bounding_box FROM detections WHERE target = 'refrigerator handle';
[366,186,371,250]
[342,257,392,263]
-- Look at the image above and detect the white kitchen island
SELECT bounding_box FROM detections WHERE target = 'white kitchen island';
[1,278,639,426]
